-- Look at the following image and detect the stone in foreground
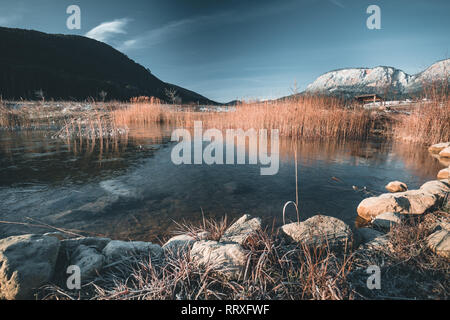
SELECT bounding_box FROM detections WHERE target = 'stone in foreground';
[0,234,60,300]
[357,180,450,220]
[70,245,104,280]
[355,227,384,247]
[102,240,163,265]
[220,214,262,245]
[190,240,247,280]
[437,167,450,180]
[385,181,408,193]
[439,147,450,158]
[280,215,352,251]
[428,142,450,154]
[163,234,196,255]
[426,229,450,259]
[372,212,402,230]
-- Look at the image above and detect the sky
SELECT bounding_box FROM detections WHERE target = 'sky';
[0,0,449,103]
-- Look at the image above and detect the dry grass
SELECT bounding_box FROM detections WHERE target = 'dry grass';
[393,89,450,144]
[112,95,374,141]
[349,210,450,300]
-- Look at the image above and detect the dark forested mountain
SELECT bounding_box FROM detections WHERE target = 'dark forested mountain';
[0,27,217,104]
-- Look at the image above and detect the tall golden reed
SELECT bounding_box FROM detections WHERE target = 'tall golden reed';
[112,95,374,141]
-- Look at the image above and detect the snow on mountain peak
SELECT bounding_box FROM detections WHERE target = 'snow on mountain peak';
[305,59,449,97]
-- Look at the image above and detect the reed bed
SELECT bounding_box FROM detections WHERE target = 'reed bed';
[392,95,450,144]
[112,95,375,141]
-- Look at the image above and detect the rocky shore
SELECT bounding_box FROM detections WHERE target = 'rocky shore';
[1,143,449,300]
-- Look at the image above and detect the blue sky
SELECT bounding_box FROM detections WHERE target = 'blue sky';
[1,0,449,102]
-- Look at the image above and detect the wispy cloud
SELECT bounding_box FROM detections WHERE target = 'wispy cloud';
[85,18,130,42]
[119,2,296,51]
[118,14,226,51]
[329,0,345,8]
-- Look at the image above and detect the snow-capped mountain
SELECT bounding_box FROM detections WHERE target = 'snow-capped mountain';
[305,59,449,98]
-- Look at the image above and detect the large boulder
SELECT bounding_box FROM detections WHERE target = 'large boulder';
[385,181,408,193]
[0,234,60,300]
[439,147,450,158]
[437,167,450,180]
[220,214,262,245]
[280,215,352,251]
[190,240,248,280]
[426,229,449,259]
[102,240,163,265]
[357,180,450,220]
[428,142,450,154]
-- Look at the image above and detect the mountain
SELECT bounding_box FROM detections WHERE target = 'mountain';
[304,59,449,99]
[0,27,217,104]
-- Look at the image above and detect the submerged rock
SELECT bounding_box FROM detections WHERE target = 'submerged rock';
[357,180,450,220]
[190,240,248,280]
[102,240,163,265]
[428,142,450,154]
[280,215,352,251]
[0,234,60,300]
[426,229,450,259]
[437,167,450,180]
[439,147,450,158]
[385,181,408,193]
[220,214,262,245]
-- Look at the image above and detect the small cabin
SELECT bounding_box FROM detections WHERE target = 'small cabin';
[354,94,383,104]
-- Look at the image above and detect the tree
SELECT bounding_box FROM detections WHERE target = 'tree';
[165,87,180,104]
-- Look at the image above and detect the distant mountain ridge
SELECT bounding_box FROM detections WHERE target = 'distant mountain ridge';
[0,27,217,104]
[304,59,449,99]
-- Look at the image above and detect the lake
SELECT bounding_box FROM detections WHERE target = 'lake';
[0,125,445,242]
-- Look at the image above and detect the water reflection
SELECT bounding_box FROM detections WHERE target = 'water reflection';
[0,126,443,242]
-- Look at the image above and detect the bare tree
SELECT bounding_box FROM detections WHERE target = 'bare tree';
[34,89,45,102]
[99,90,108,102]
[165,87,180,104]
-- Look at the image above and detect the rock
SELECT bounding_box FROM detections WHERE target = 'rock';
[385,181,408,193]
[280,215,352,251]
[357,180,450,220]
[70,245,104,280]
[358,234,393,253]
[163,234,196,255]
[437,167,450,180]
[61,237,111,253]
[220,214,262,245]
[43,232,68,241]
[355,227,384,247]
[372,212,402,230]
[426,229,450,259]
[190,240,248,280]
[102,240,163,265]
[439,147,450,158]
[0,234,60,300]
[428,142,450,154]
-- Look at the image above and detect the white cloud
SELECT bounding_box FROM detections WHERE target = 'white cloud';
[85,18,130,42]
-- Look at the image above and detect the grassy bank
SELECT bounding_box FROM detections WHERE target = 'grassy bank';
[40,206,449,300]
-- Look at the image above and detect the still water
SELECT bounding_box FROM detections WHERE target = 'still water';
[0,125,445,242]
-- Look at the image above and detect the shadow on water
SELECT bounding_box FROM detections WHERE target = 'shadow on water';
[0,125,444,242]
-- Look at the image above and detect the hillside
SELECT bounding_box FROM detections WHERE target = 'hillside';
[0,27,217,104]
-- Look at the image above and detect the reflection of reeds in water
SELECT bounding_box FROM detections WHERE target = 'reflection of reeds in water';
[112,95,374,140]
